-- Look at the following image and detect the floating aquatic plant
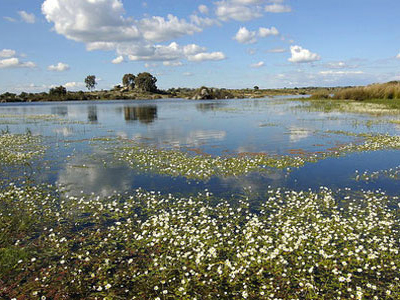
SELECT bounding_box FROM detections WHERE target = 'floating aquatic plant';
[0,133,44,165]
[114,132,400,180]
[355,166,400,182]
[0,183,399,299]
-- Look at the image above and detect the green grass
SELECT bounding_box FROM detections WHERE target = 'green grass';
[294,98,400,115]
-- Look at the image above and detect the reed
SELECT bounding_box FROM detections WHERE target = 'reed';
[333,81,400,100]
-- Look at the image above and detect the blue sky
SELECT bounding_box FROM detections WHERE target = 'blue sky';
[1,0,400,93]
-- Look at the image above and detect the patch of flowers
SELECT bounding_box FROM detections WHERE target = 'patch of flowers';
[355,165,400,182]
[116,142,304,180]
[0,183,399,299]
[0,133,44,164]
[116,133,400,180]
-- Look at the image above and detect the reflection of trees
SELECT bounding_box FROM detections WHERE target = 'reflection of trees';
[51,106,68,116]
[87,106,98,122]
[124,106,157,124]
[196,102,227,112]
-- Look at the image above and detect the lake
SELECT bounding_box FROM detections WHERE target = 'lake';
[1,97,399,196]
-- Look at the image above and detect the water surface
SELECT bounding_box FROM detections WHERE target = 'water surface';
[1,97,399,197]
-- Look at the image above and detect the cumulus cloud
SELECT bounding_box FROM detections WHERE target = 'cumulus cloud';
[121,42,225,63]
[111,56,124,64]
[187,52,226,62]
[234,27,257,44]
[0,49,16,58]
[138,14,202,42]
[48,62,70,72]
[250,61,265,68]
[234,26,279,44]
[288,45,320,63]
[397,52,400,59]
[215,0,263,21]
[258,26,279,37]
[0,57,36,69]
[18,11,36,23]
[42,0,141,43]
[41,0,224,63]
[183,44,207,55]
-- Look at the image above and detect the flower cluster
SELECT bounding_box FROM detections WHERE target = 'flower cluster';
[1,183,399,299]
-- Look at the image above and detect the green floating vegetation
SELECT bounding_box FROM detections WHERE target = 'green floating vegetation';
[117,143,304,180]
[355,166,400,182]
[1,183,399,299]
[0,133,44,164]
[0,114,86,125]
[116,133,400,180]
[294,99,400,115]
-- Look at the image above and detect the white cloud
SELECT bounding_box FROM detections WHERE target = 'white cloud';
[189,15,218,27]
[111,56,124,64]
[396,52,400,59]
[234,27,257,44]
[198,4,209,14]
[42,0,224,64]
[18,11,36,23]
[163,61,183,67]
[187,52,226,62]
[48,62,70,72]
[288,45,320,63]
[42,0,141,43]
[250,61,265,68]
[183,44,206,55]
[215,0,262,21]
[139,14,202,42]
[0,57,36,69]
[0,49,16,58]
[258,26,279,37]
[183,72,193,76]
[319,70,364,75]
[64,81,85,89]
[265,3,291,13]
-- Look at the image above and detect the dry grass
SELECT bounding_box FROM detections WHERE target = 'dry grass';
[333,81,400,100]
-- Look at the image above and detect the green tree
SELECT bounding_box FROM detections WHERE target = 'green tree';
[135,72,157,92]
[49,86,67,96]
[85,75,97,91]
[122,74,136,90]
[254,86,259,90]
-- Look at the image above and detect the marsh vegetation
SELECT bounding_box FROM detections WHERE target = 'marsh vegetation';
[0,98,399,299]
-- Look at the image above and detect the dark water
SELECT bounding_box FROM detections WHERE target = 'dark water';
[0,97,399,197]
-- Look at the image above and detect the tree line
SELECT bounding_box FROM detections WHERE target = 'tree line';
[83,72,158,93]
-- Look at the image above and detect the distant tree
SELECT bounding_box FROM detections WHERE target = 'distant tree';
[135,72,157,92]
[49,86,67,96]
[85,75,97,91]
[254,86,259,90]
[122,74,135,90]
